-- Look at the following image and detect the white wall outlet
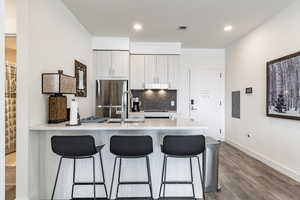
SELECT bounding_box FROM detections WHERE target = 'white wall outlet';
[171,100,175,107]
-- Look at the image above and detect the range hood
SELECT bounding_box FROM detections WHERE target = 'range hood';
[144,83,169,90]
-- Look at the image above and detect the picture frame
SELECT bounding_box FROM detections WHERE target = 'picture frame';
[267,51,300,120]
[74,60,87,97]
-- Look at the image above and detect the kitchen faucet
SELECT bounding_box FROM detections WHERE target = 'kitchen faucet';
[121,91,132,123]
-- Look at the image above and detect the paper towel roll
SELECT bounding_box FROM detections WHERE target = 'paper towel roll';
[70,99,78,125]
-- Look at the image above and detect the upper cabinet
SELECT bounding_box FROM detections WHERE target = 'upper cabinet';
[144,55,156,84]
[156,55,168,84]
[94,51,111,78]
[144,55,168,85]
[130,54,180,90]
[94,50,129,79]
[168,55,180,89]
[130,55,145,89]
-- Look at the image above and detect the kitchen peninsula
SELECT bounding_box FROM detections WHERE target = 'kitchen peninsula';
[30,118,219,199]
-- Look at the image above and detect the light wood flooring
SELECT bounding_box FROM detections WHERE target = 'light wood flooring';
[5,152,16,200]
[206,143,300,200]
[5,166,16,200]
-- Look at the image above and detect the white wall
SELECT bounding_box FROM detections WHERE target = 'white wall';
[226,0,300,182]
[16,0,93,199]
[28,0,93,125]
[0,0,5,198]
[5,0,16,34]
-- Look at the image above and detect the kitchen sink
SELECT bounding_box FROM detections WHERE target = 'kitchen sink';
[108,118,145,123]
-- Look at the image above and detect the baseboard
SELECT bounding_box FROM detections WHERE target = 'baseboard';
[226,139,300,183]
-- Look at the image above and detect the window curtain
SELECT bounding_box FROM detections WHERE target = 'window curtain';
[5,62,16,154]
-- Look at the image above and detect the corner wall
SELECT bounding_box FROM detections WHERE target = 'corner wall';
[16,0,93,199]
[28,0,93,125]
[226,0,300,182]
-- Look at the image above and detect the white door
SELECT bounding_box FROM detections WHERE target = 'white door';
[130,55,145,89]
[111,51,129,77]
[190,69,224,140]
[144,55,156,84]
[94,51,112,78]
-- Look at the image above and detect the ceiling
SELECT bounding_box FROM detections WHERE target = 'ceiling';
[62,0,294,48]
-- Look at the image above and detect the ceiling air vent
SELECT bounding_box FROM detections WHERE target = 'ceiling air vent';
[178,26,188,30]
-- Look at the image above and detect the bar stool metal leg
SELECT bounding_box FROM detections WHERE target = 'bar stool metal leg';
[197,156,206,200]
[159,155,166,198]
[190,157,195,198]
[71,159,76,199]
[146,156,154,198]
[51,157,63,200]
[99,151,108,198]
[163,156,168,198]
[92,156,96,200]
[116,158,122,198]
[109,157,118,200]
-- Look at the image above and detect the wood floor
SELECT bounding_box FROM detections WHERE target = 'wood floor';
[5,166,16,200]
[207,143,300,200]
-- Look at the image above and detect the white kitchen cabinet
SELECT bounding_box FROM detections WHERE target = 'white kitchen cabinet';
[129,54,180,89]
[95,51,112,78]
[144,55,156,84]
[168,55,180,89]
[112,51,129,77]
[130,55,145,89]
[156,55,168,84]
[94,50,129,78]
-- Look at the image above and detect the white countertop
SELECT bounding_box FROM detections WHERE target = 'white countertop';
[30,118,208,132]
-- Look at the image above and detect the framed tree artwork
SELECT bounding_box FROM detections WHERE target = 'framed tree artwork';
[267,51,300,120]
[74,60,87,97]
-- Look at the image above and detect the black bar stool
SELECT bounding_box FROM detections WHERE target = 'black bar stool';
[159,135,206,200]
[109,135,154,199]
[51,135,108,200]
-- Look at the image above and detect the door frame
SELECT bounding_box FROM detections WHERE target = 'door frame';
[189,68,225,141]
[0,0,6,198]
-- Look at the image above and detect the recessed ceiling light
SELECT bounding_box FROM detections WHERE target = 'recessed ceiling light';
[133,23,143,31]
[224,25,233,32]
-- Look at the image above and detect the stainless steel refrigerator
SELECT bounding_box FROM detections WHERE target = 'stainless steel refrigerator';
[96,80,128,118]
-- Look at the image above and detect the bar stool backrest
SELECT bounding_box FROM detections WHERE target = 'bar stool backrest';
[162,135,205,156]
[51,135,97,158]
[110,136,153,157]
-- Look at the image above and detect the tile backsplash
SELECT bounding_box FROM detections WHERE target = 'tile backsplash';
[131,90,177,111]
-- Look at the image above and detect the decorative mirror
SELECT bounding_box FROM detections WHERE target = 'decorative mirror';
[74,60,87,97]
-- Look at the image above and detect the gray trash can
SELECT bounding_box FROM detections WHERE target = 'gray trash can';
[204,137,221,193]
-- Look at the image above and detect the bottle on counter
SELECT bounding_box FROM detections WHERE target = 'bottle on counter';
[70,99,79,125]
